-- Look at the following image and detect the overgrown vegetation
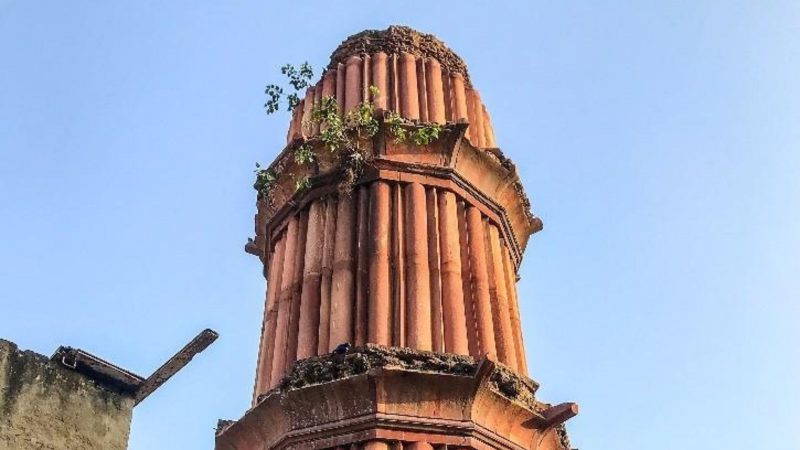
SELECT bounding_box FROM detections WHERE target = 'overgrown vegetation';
[256,62,446,200]
[385,111,443,146]
[252,162,276,201]
[264,63,313,113]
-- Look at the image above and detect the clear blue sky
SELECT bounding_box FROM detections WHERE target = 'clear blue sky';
[2,2,798,449]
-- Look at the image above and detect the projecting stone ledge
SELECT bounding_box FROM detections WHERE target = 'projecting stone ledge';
[249,121,541,270]
[217,345,576,450]
[272,344,538,404]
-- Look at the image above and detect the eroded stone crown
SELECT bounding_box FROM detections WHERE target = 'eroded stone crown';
[287,26,498,150]
[327,25,471,85]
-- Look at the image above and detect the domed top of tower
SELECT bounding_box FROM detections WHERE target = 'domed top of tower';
[286,26,498,150]
[327,25,471,85]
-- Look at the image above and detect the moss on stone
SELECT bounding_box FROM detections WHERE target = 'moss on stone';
[270,343,542,412]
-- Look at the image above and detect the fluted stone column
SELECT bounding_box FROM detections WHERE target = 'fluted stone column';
[232,25,575,450]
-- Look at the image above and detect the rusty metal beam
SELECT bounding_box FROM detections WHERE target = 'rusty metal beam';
[134,328,219,405]
[52,346,145,394]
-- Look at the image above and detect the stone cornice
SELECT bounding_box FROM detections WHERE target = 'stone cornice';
[248,122,541,272]
[217,346,576,450]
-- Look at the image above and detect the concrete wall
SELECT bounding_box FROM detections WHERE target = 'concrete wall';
[0,339,134,450]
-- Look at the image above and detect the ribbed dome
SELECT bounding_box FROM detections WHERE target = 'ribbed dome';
[327,25,471,85]
[287,26,497,149]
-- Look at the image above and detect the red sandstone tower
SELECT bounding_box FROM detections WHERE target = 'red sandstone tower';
[217,27,577,450]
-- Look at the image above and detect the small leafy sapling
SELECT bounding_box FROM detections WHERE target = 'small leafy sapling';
[384,111,443,146]
[264,62,314,114]
[294,144,316,166]
[294,175,311,192]
[260,61,445,196]
[264,85,284,114]
[281,63,313,91]
[253,162,277,200]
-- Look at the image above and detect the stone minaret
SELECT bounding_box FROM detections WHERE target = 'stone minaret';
[217,26,577,450]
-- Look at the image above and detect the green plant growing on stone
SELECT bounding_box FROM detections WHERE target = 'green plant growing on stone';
[385,111,443,146]
[345,100,380,137]
[291,82,380,194]
[312,92,378,194]
[313,96,348,153]
[253,162,276,201]
[259,63,445,197]
[264,85,283,114]
[385,112,409,142]
[411,123,443,145]
[290,144,316,194]
[282,63,313,90]
[264,62,314,113]
[294,143,315,166]
[294,175,312,192]
[344,85,381,138]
